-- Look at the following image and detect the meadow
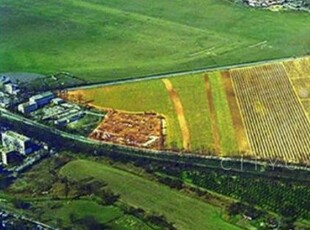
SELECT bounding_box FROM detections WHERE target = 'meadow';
[60,159,241,230]
[1,0,310,82]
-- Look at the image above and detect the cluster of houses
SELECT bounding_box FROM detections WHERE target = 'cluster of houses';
[245,0,284,7]
[17,91,85,126]
[0,75,85,127]
[244,0,309,10]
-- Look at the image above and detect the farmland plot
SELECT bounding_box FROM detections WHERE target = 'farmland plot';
[284,57,310,120]
[68,80,183,149]
[231,64,310,163]
[207,72,239,155]
[170,74,213,153]
[283,57,310,79]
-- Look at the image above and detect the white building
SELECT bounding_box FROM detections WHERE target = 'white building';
[51,98,64,105]
[0,76,11,88]
[4,83,20,95]
[0,92,11,108]
[1,131,33,155]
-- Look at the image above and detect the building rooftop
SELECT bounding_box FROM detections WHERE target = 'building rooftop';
[3,131,30,142]
[19,101,37,108]
[30,91,54,101]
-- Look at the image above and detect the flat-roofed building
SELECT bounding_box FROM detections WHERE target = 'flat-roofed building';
[18,102,38,114]
[1,131,33,155]
[51,97,64,105]
[29,92,54,107]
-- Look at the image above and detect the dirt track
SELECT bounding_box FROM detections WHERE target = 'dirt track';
[162,79,191,150]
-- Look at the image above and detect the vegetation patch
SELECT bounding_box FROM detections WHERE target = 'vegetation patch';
[60,159,241,230]
[1,0,309,82]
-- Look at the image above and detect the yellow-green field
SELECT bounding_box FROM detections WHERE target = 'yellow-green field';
[207,72,238,154]
[69,72,241,155]
[170,74,213,152]
[69,57,310,163]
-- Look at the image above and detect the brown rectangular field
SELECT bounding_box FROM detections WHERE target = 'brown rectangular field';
[90,110,165,149]
[231,64,310,164]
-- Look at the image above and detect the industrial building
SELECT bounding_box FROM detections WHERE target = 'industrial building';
[1,131,34,155]
[18,102,38,114]
[18,92,55,114]
[29,91,54,107]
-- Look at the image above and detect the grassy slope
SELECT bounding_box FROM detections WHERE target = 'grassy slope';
[60,159,241,230]
[208,72,238,154]
[0,0,309,82]
[73,80,183,149]
[170,74,214,152]
[36,200,153,230]
[38,201,123,227]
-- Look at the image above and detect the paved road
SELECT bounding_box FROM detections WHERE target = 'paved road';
[67,56,304,91]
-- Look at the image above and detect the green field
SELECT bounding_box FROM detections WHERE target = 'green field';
[72,80,184,149]
[208,72,238,154]
[1,0,309,82]
[37,200,123,227]
[170,74,214,152]
[60,159,241,230]
[31,200,154,230]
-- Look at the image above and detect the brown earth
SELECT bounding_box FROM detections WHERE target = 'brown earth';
[221,71,250,154]
[204,74,220,154]
[90,110,164,149]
